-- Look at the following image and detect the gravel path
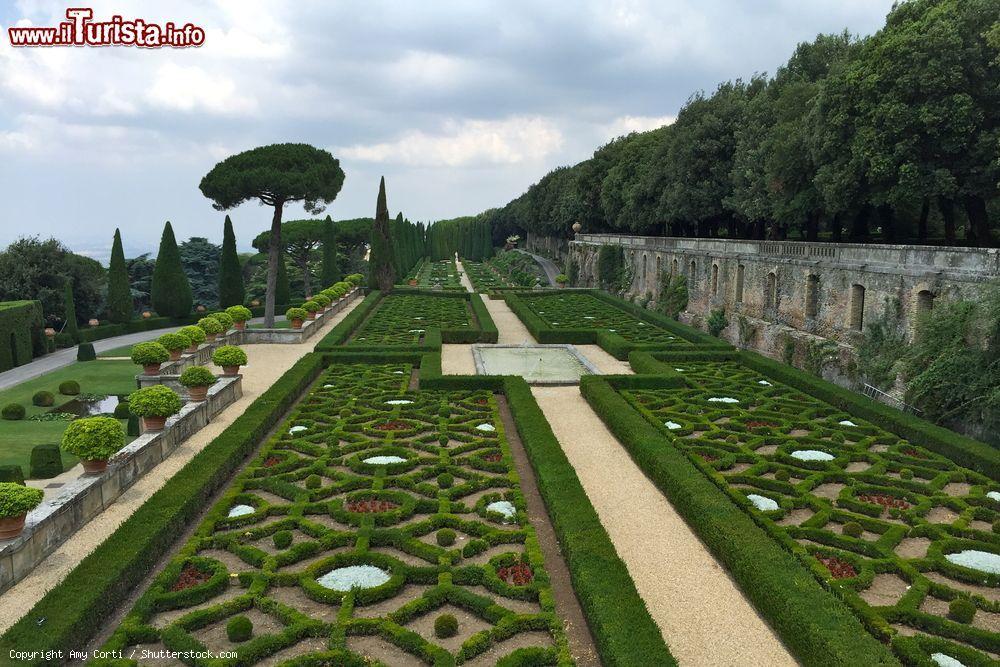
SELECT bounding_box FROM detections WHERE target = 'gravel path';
[531,386,796,666]
[0,302,357,634]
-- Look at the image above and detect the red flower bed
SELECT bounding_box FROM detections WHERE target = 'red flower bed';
[476,398,488,405]
[375,420,409,431]
[263,456,281,468]
[856,493,910,511]
[346,499,399,513]
[901,447,927,459]
[696,452,718,462]
[818,555,857,579]
[746,420,779,429]
[482,452,502,463]
[497,562,534,586]
[171,564,211,591]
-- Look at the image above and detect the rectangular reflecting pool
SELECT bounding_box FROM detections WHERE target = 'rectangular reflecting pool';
[472,344,600,385]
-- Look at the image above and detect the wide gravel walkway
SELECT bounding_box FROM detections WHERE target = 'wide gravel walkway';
[0,300,357,633]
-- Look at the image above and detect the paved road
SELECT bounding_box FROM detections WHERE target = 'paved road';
[0,316,283,390]
[512,249,561,286]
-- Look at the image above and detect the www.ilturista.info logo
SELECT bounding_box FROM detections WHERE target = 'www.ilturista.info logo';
[8,8,205,48]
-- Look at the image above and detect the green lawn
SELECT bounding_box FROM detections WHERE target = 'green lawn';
[249,319,291,329]
[97,343,136,358]
[0,360,138,477]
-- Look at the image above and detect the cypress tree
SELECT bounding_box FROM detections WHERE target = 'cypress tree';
[276,252,290,306]
[369,177,396,290]
[63,279,79,342]
[218,215,245,307]
[150,221,193,318]
[320,215,338,287]
[106,228,132,323]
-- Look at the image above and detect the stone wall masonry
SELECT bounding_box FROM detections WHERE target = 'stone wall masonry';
[0,375,242,594]
[568,234,1000,383]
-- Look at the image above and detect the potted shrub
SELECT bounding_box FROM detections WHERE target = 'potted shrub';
[286,307,307,329]
[198,317,224,342]
[226,305,253,331]
[128,385,182,432]
[209,311,234,332]
[131,342,170,376]
[212,345,248,376]
[555,274,569,288]
[0,483,44,539]
[61,415,126,474]
[302,300,321,320]
[179,366,217,402]
[157,332,191,361]
[180,325,206,352]
[313,294,331,311]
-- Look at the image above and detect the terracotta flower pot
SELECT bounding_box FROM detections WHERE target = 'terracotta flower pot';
[234,321,246,331]
[306,311,317,320]
[408,279,418,286]
[186,343,199,353]
[143,416,167,432]
[291,319,304,329]
[222,365,240,376]
[81,459,108,474]
[0,515,27,540]
[168,349,183,361]
[143,363,162,376]
[187,385,209,401]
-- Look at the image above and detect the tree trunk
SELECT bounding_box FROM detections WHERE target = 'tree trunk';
[938,196,956,245]
[300,256,312,298]
[265,202,284,328]
[878,204,896,243]
[849,207,870,242]
[805,211,819,242]
[964,194,992,247]
[831,213,843,243]
[917,199,929,244]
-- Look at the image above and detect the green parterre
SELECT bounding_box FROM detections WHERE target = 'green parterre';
[349,294,473,346]
[461,262,512,292]
[93,362,572,666]
[411,259,462,290]
[622,360,1000,665]
[517,292,687,344]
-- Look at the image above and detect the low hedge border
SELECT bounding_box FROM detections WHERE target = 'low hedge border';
[580,373,901,666]
[502,376,676,667]
[738,351,1000,481]
[0,352,326,665]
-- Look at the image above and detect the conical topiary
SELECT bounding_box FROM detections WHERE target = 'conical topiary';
[151,221,193,318]
[369,176,395,290]
[107,228,132,324]
[63,280,79,342]
[218,215,245,308]
[276,252,290,307]
[320,215,339,287]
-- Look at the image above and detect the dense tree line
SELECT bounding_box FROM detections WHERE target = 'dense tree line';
[426,216,494,261]
[482,0,1000,246]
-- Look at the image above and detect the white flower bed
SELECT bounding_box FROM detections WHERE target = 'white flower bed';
[385,400,413,405]
[227,504,255,518]
[790,450,835,462]
[674,368,684,372]
[317,565,390,591]
[708,397,739,404]
[394,371,405,374]
[944,549,1000,575]
[747,494,779,511]
[838,420,857,427]
[476,423,496,432]
[487,500,516,519]
[363,455,407,465]
[289,425,308,434]
[408,329,425,333]
[758,380,772,386]
[986,490,1000,502]
[931,653,966,667]
[664,421,682,430]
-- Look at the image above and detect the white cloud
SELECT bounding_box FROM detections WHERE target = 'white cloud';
[603,114,676,139]
[338,117,564,167]
[145,63,257,115]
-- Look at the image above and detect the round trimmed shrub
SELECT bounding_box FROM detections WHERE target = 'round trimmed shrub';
[285,307,308,322]
[273,530,293,549]
[32,390,54,407]
[225,305,252,323]
[302,300,320,313]
[434,613,458,638]
[899,468,913,480]
[113,400,131,419]
[30,444,62,478]
[774,468,790,482]
[313,294,331,308]
[77,343,96,362]
[0,465,24,484]
[130,342,169,366]
[61,416,125,461]
[842,522,864,538]
[436,528,456,547]
[225,615,253,643]
[438,435,449,446]
[437,472,454,489]
[179,366,217,388]
[0,482,44,518]
[128,386,182,418]
[157,332,190,353]
[197,317,223,336]
[305,474,322,489]
[180,325,207,346]
[212,345,247,368]
[948,598,976,624]
[58,380,80,396]
[209,311,234,331]
[2,403,25,421]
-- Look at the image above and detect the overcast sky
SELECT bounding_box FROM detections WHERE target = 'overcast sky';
[0,0,896,263]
